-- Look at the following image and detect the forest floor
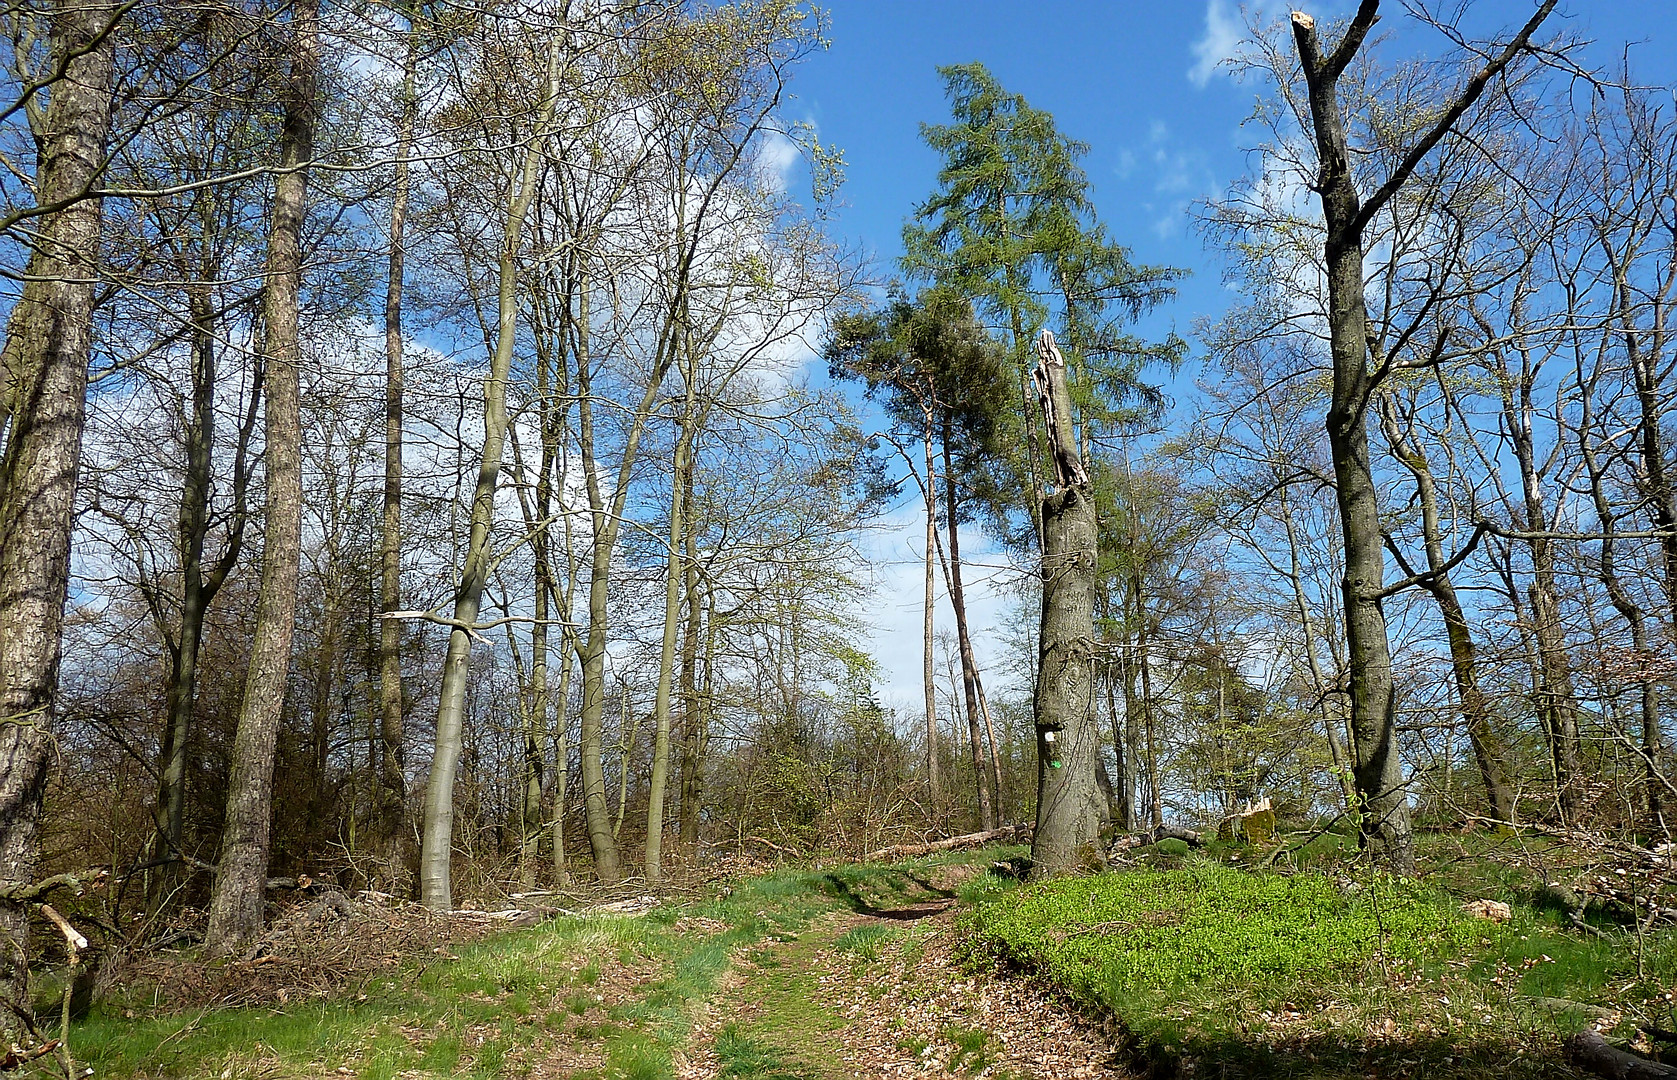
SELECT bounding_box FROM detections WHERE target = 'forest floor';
[54,834,1677,1080]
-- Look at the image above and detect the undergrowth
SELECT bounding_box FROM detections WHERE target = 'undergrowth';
[956,843,1677,1079]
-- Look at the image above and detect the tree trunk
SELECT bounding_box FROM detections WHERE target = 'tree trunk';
[1136,582,1162,829]
[551,651,572,887]
[974,667,1005,821]
[1107,666,1132,830]
[308,578,343,843]
[677,517,704,846]
[153,289,251,906]
[574,307,623,877]
[1278,488,1357,813]
[1377,397,1515,823]
[518,589,548,892]
[922,405,940,802]
[1579,390,1667,832]
[942,420,995,831]
[0,0,116,1032]
[646,411,694,882]
[1030,332,1101,877]
[1608,267,1672,830]
[419,41,559,911]
[204,0,318,953]
[1292,7,1416,872]
[377,4,418,884]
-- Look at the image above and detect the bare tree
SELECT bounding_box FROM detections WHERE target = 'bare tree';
[0,0,119,1031]
[1287,0,1553,869]
[203,0,318,954]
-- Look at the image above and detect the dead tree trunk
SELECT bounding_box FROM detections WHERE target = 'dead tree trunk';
[1030,331,1101,877]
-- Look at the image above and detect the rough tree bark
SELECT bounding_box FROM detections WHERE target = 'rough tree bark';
[203,0,318,954]
[377,1,418,882]
[1030,331,1101,877]
[0,0,117,1032]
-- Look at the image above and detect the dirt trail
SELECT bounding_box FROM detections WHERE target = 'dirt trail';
[675,876,1132,1079]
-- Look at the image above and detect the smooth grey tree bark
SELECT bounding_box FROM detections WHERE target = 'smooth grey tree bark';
[0,0,117,1031]
[1030,331,1101,876]
[419,39,560,911]
[203,0,318,955]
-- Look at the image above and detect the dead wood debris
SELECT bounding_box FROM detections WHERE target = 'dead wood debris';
[110,891,507,1010]
[863,825,1031,863]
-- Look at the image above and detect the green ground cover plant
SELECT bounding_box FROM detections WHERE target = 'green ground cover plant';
[956,842,1677,1078]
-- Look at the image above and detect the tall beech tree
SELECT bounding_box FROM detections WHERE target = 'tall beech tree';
[419,26,562,912]
[1286,0,1554,870]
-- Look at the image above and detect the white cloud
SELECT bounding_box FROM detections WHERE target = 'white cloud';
[856,500,1028,712]
[758,127,801,194]
[1188,0,1242,87]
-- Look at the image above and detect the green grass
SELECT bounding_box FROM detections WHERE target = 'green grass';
[714,1022,815,1080]
[832,923,897,962]
[941,1024,994,1073]
[77,904,751,1079]
[72,848,1022,1079]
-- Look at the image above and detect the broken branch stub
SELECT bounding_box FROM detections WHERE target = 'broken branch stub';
[1032,331,1089,491]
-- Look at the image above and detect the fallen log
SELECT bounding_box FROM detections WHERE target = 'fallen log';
[1148,824,1203,848]
[1568,1028,1677,1079]
[864,825,1027,862]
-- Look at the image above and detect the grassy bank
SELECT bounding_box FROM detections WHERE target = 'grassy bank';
[957,839,1677,1078]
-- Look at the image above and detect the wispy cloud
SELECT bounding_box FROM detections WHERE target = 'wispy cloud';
[1188,0,1242,87]
[759,127,802,194]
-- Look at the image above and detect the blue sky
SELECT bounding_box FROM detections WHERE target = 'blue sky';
[792,0,1677,347]
[778,1,1677,709]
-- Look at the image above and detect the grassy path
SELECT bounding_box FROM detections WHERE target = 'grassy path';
[676,868,1128,1080]
[74,848,1127,1079]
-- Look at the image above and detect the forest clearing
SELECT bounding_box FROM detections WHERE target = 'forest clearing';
[50,835,1677,1078]
[5,0,1677,1075]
